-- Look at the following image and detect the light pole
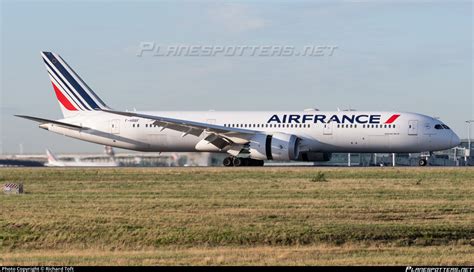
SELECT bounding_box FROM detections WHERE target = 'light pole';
[466,120,474,164]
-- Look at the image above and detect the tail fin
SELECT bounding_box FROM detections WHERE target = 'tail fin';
[46,149,58,163]
[40,51,110,118]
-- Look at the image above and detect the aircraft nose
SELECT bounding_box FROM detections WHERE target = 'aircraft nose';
[451,133,461,147]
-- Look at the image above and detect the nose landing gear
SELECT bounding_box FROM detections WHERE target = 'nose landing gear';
[418,158,428,166]
[222,157,264,167]
[418,152,431,166]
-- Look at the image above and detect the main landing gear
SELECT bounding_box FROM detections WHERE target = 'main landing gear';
[223,156,264,167]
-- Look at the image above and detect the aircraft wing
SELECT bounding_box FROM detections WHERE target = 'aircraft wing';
[103,109,257,146]
[15,115,84,130]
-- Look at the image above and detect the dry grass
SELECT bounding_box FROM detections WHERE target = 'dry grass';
[0,167,473,265]
[2,245,473,265]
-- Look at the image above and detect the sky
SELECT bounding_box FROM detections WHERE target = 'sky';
[0,0,472,154]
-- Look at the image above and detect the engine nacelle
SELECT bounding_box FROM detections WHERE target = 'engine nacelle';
[297,151,332,162]
[248,133,300,161]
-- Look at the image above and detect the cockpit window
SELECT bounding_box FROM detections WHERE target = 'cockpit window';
[442,124,450,129]
[434,124,443,129]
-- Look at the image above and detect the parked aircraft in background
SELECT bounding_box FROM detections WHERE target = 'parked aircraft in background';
[45,148,119,167]
[18,52,460,167]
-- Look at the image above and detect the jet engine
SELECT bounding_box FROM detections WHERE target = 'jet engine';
[248,133,300,161]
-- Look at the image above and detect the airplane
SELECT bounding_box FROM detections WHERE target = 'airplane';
[16,52,461,167]
[45,148,119,167]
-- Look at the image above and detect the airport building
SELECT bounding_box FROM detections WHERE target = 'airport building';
[0,139,472,167]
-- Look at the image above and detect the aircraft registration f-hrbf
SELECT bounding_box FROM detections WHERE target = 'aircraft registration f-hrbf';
[17,52,461,166]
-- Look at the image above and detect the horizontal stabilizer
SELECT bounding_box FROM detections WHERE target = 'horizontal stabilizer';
[15,115,84,130]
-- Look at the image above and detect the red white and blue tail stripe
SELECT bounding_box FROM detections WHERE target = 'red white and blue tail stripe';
[41,51,109,116]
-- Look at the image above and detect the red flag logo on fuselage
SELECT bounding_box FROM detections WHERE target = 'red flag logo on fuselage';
[384,114,400,124]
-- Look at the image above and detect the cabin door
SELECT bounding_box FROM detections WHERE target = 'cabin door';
[408,120,418,135]
[323,122,333,135]
[111,119,120,134]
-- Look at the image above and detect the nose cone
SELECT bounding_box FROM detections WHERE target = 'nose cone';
[451,133,461,148]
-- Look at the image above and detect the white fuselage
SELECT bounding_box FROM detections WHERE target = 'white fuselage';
[40,111,459,155]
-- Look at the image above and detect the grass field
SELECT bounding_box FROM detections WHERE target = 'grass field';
[0,167,473,265]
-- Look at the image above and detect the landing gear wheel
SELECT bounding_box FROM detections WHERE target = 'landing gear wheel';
[224,157,264,167]
[223,157,234,167]
[418,158,428,167]
[233,157,243,167]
